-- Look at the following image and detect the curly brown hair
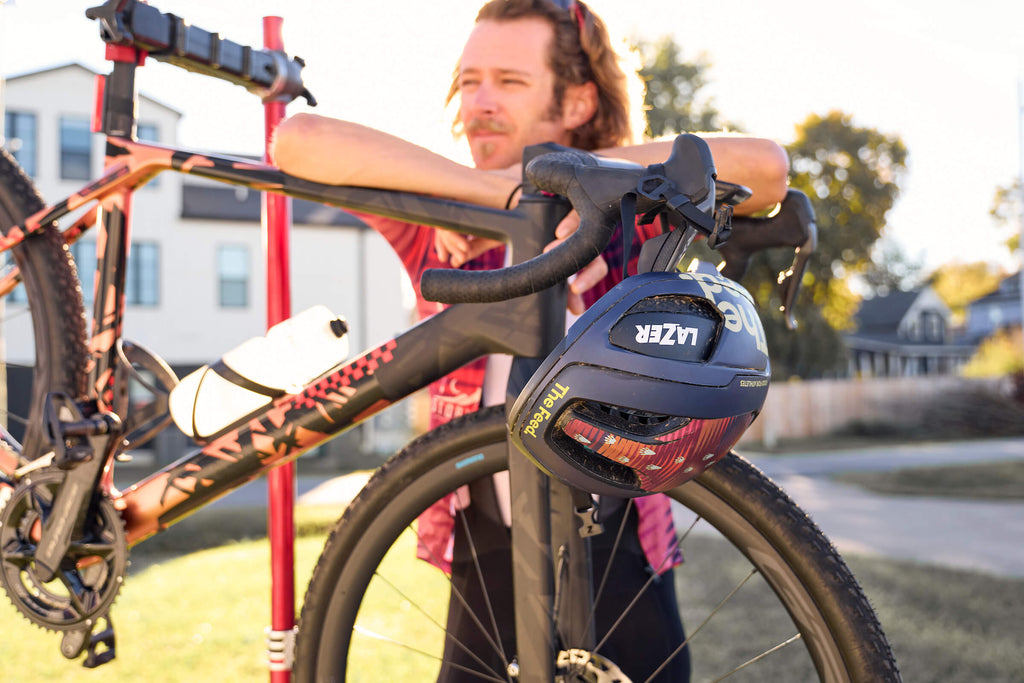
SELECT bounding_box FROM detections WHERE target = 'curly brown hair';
[447,0,633,151]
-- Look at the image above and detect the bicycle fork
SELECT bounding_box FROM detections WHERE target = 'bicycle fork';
[507,357,605,683]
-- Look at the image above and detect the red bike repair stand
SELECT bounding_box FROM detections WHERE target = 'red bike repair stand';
[261,16,297,683]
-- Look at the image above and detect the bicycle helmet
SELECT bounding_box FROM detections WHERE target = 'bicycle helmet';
[508,263,769,497]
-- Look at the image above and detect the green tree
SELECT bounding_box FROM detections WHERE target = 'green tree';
[746,111,908,378]
[927,261,1005,327]
[633,36,735,137]
[859,239,925,297]
[634,39,909,378]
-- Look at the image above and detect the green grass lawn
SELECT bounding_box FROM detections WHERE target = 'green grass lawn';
[833,460,1024,500]
[2,460,1023,681]
[2,530,1021,682]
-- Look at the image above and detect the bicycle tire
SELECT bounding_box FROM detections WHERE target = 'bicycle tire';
[0,149,89,462]
[294,406,899,682]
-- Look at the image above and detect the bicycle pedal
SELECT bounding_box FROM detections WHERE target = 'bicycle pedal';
[83,616,116,669]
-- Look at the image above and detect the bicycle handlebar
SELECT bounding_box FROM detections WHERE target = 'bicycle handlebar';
[86,0,315,105]
[420,134,718,304]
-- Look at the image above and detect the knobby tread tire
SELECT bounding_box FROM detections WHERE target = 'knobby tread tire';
[0,149,89,459]
[295,406,900,682]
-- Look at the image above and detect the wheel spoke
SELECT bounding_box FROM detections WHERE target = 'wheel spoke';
[584,498,633,644]
[299,408,897,681]
[0,410,30,428]
[591,512,701,658]
[708,633,804,683]
[380,520,510,682]
[643,567,759,682]
[454,505,511,674]
[351,625,506,682]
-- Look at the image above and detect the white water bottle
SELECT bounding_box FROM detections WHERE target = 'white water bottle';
[169,305,350,440]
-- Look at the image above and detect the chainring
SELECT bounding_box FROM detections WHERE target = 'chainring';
[0,469,127,632]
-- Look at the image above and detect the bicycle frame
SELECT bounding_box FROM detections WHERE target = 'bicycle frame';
[0,83,585,683]
[1,131,575,525]
[0,7,620,678]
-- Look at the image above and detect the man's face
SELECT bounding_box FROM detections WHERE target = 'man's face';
[456,18,573,170]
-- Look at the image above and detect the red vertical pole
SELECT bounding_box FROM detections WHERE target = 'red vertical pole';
[262,16,295,683]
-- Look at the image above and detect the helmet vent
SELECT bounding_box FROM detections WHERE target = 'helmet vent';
[624,294,719,321]
[578,401,692,439]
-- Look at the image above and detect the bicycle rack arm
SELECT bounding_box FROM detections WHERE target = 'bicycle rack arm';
[86,0,316,106]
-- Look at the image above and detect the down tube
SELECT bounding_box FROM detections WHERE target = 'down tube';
[114,310,488,546]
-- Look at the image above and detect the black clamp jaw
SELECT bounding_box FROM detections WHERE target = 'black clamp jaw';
[86,0,317,106]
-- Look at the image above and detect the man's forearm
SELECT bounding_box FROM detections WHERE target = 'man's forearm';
[599,135,790,215]
[271,113,517,208]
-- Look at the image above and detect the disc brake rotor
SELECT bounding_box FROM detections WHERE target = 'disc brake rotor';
[556,648,632,683]
[0,469,127,631]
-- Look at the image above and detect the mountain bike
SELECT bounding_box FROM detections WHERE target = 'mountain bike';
[0,1,900,680]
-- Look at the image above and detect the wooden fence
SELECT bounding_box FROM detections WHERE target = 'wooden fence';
[737,375,1002,447]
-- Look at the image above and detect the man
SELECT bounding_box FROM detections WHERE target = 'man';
[273,1,788,679]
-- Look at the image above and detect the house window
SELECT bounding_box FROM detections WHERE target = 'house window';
[136,123,160,187]
[923,311,944,343]
[71,239,160,306]
[4,111,38,177]
[60,117,93,180]
[218,245,249,308]
[127,243,160,306]
[137,123,159,142]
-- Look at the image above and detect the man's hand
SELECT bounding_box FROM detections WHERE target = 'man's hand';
[434,213,608,315]
[434,231,504,268]
[544,212,608,315]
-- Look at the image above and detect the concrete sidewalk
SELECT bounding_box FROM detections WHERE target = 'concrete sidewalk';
[742,437,1024,578]
[235,437,1024,579]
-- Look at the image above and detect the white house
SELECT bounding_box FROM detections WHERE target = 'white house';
[2,63,416,467]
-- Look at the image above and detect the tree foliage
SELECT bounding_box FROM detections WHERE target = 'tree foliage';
[859,239,925,297]
[636,38,908,379]
[743,111,908,378]
[990,177,1021,253]
[927,261,1005,326]
[633,36,736,137]
[963,327,1024,377]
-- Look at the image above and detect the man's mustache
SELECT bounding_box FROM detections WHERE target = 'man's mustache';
[464,118,513,135]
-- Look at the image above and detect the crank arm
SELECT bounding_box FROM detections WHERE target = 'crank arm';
[33,394,122,582]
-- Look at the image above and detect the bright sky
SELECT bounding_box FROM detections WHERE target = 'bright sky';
[3,0,1024,273]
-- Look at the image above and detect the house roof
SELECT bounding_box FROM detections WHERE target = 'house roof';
[5,62,182,117]
[181,184,368,228]
[853,289,921,330]
[845,287,973,351]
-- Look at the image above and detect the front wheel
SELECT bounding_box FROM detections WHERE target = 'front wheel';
[294,406,899,682]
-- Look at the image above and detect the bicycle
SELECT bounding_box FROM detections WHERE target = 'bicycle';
[0,1,900,681]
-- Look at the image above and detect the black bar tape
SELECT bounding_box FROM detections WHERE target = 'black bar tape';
[421,152,630,304]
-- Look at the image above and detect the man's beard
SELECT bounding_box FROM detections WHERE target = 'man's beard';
[464,117,513,161]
